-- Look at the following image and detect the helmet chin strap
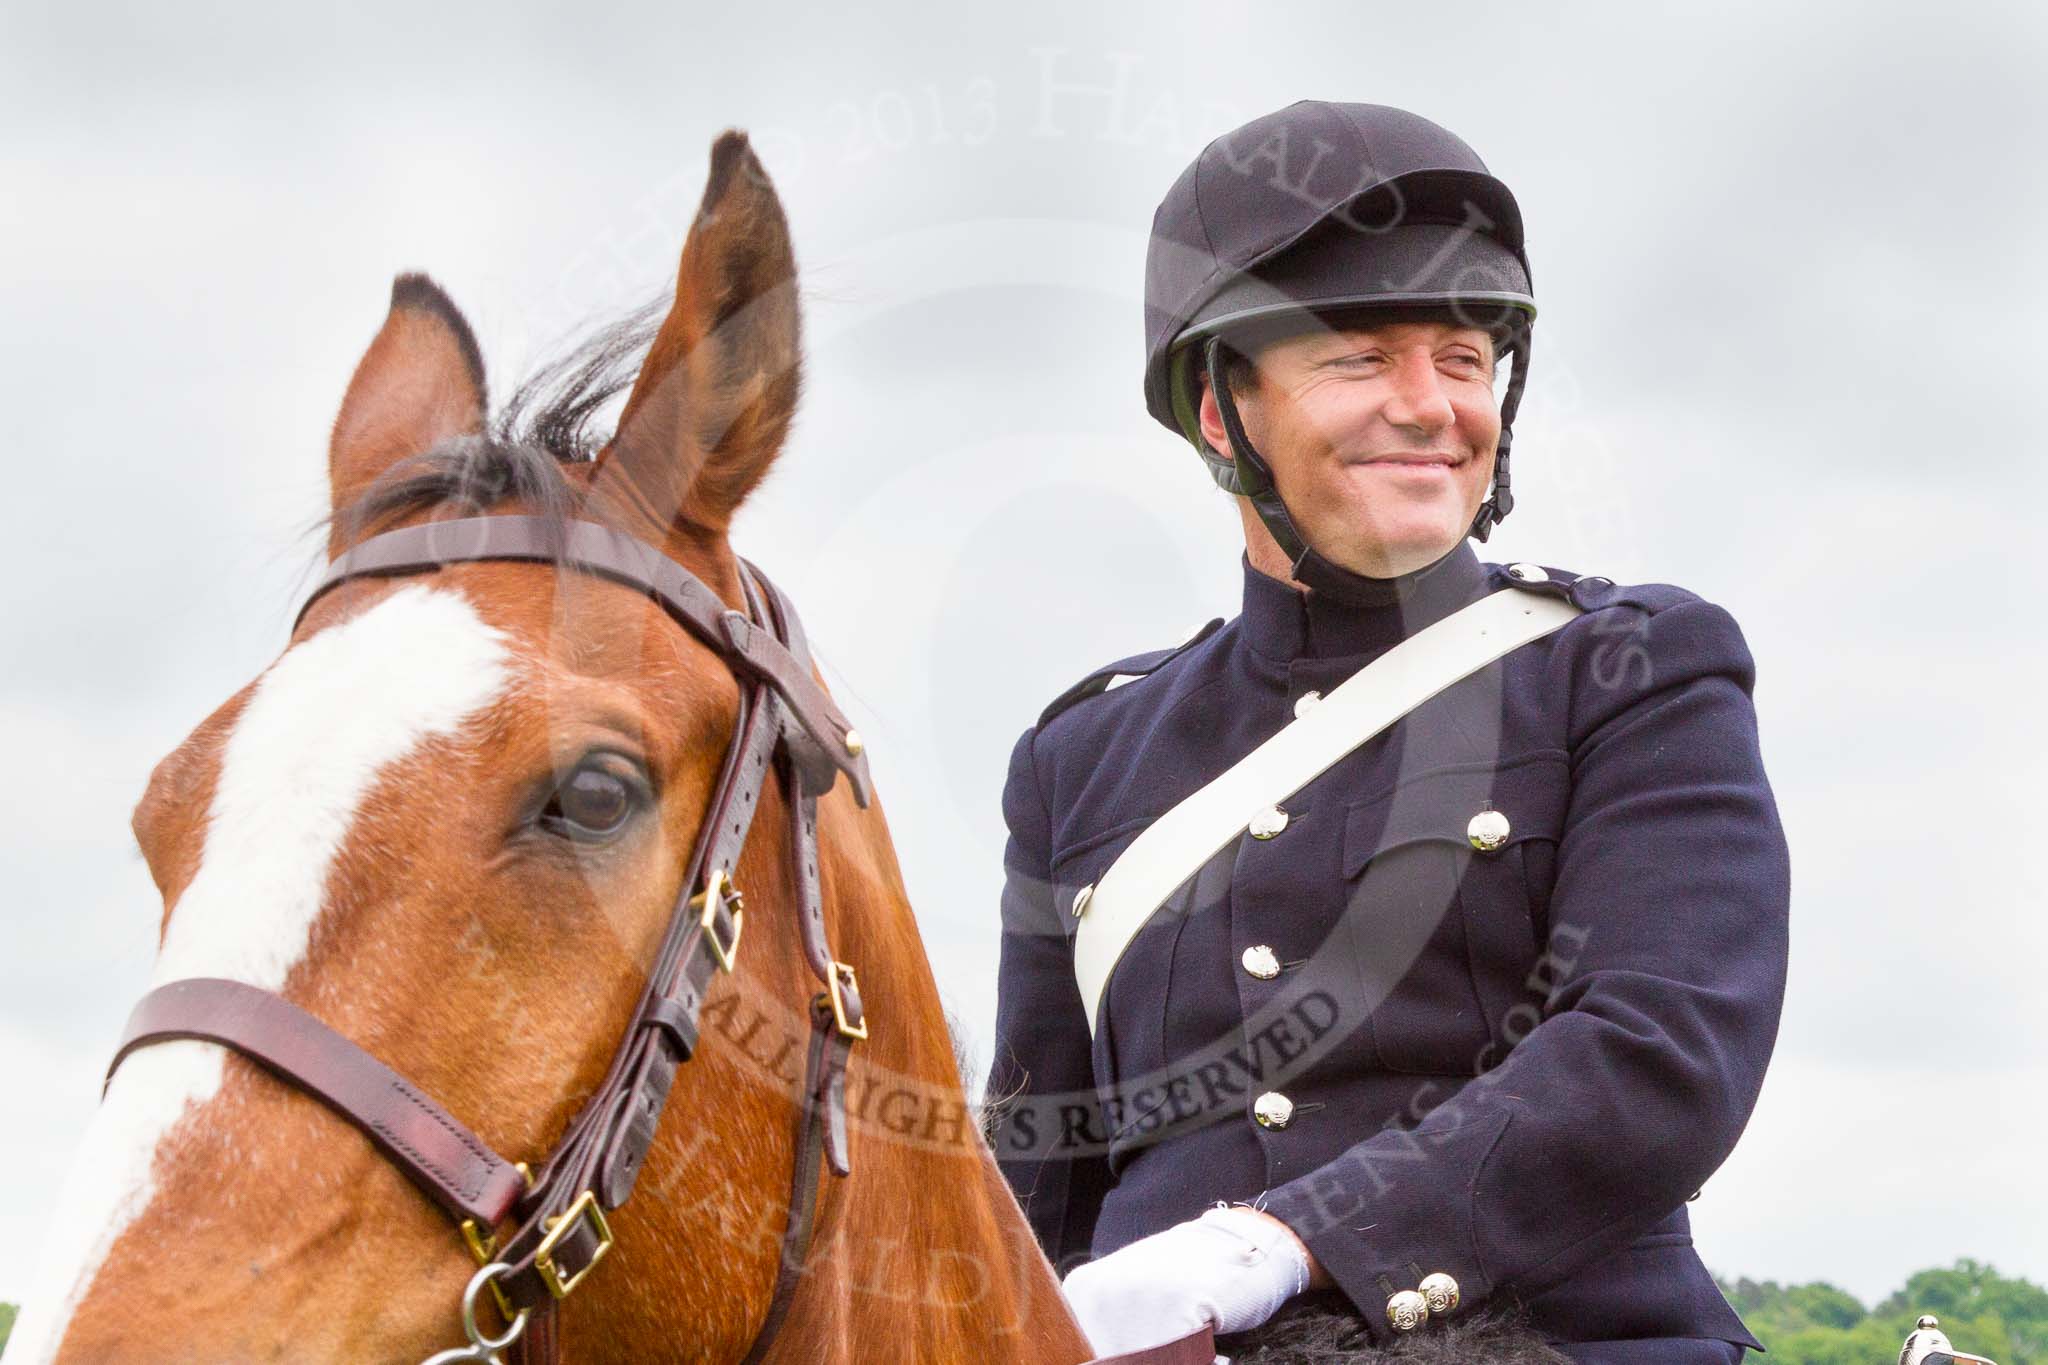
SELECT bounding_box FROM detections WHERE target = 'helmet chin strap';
[1473,321,1530,543]
[1202,327,1529,605]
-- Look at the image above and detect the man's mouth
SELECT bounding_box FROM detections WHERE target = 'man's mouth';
[1352,453,1464,467]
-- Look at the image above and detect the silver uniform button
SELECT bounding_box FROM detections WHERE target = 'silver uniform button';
[1241,944,1281,980]
[1293,690,1322,718]
[1507,562,1548,582]
[1252,1091,1294,1129]
[1248,805,1289,839]
[1419,1271,1461,1316]
[1467,809,1511,852]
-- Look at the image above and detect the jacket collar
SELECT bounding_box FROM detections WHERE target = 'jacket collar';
[1239,539,1489,662]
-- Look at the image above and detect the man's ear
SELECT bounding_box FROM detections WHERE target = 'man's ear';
[327,274,487,555]
[1196,369,1235,462]
[590,130,800,547]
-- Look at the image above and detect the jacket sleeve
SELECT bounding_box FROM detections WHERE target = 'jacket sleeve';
[984,724,1116,1274]
[1260,596,1791,1336]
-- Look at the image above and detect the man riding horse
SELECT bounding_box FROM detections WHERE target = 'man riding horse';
[985,100,1792,1364]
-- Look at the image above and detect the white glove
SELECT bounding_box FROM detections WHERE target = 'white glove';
[1061,1204,1310,1356]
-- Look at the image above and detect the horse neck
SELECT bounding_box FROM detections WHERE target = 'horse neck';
[689,791,1094,1363]
[798,1120,1095,1364]
[782,874,1094,1364]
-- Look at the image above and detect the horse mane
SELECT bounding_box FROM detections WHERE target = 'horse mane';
[1222,1293,1573,1364]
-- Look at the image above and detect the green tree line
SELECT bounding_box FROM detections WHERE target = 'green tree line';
[2,1261,2041,1359]
[1721,1259,2047,1364]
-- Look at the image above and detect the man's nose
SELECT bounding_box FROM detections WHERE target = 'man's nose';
[1380,350,1456,432]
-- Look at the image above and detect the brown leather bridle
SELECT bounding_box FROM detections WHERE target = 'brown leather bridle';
[105,513,876,1364]
[101,512,1219,1365]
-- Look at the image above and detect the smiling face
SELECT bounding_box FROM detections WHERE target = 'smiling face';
[1197,317,1503,581]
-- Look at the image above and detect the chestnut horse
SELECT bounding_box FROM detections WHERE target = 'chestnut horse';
[9,131,1097,1364]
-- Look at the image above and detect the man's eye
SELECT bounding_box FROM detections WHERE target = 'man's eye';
[539,762,645,842]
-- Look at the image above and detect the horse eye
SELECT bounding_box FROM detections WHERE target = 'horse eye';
[540,764,641,842]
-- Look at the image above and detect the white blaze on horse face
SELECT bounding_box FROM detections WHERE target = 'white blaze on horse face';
[10,584,513,1364]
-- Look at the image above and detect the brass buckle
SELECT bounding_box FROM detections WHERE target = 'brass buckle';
[460,1220,518,1322]
[535,1189,614,1300]
[460,1218,497,1265]
[826,960,869,1041]
[688,868,745,973]
[456,1163,534,1323]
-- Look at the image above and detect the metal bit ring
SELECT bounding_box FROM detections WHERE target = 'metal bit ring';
[420,1262,530,1365]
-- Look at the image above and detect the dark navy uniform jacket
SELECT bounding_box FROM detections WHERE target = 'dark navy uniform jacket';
[985,542,1789,1362]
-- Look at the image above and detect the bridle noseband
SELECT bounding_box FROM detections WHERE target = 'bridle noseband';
[104,514,874,1365]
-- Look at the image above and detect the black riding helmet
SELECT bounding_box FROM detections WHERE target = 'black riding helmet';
[1143,101,1537,601]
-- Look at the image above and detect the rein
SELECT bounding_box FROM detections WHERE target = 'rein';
[104,514,873,1364]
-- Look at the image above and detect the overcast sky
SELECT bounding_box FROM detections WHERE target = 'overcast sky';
[3,0,2044,1316]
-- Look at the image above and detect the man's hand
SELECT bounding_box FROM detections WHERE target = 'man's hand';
[1060,1205,1313,1355]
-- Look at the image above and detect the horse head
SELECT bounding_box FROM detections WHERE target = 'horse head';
[14,131,1089,1365]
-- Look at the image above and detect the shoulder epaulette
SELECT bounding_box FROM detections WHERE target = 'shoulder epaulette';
[1036,618,1225,728]
[1494,561,1696,615]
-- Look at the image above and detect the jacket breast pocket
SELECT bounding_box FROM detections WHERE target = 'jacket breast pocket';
[1339,753,1569,1076]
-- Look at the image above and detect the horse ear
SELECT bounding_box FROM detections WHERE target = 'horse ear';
[327,274,487,552]
[594,130,801,543]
